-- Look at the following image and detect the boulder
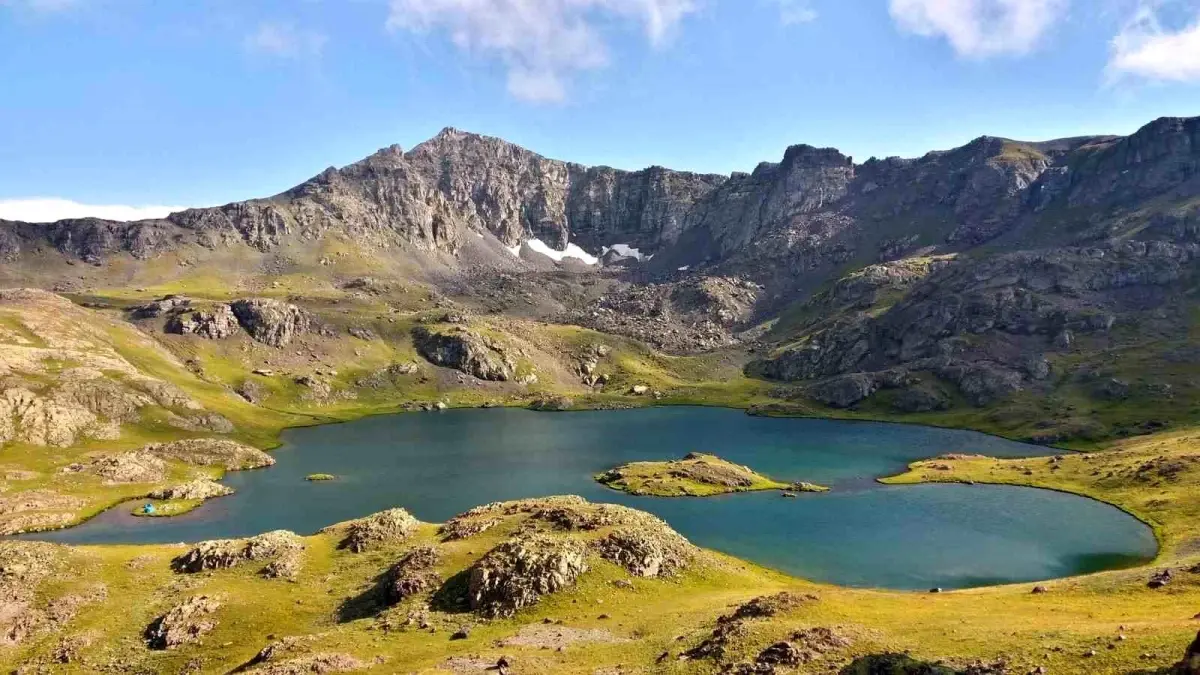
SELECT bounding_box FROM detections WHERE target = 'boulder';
[331,508,420,553]
[385,546,441,605]
[236,379,267,404]
[144,595,221,650]
[594,524,695,578]
[411,326,517,381]
[230,299,311,347]
[467,534,588,617]
[165,304,239,339]
[807,373,878,408]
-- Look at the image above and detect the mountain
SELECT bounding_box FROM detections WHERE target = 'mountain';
[2,116,1200,442]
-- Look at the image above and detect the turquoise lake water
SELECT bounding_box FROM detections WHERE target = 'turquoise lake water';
[30,407,1158,590]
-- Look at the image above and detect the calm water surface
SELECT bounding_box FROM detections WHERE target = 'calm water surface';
[30,407,1157,590]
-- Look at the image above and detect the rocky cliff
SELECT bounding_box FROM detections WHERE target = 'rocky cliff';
[4,118,1200,276]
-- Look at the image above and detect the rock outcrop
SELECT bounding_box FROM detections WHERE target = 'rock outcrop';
[141,438,275,470]
[230,299,311,347]
[166,304,239,339]
[329,508,420,553]
[467,534,588,618]
[60,451,167,484]
[595,525,695,578]
[385,546,441,605]
[412,326,518,382]
[144,595,221,650]
[148,479,234,501]
[754,240,1197,408]
[173,530,303,578]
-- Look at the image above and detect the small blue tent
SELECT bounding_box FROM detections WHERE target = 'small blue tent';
[142,503,156,515]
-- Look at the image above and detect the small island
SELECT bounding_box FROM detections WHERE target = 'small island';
[305,473,337,482]
[595,452,829,497]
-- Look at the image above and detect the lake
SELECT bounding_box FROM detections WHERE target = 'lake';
[30,407,1158,590]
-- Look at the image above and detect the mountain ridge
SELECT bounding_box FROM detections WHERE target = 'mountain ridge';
[2,114,1190,258]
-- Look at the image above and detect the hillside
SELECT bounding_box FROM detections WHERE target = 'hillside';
[2,115,1200,673]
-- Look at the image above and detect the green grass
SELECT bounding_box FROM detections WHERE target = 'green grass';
[595,453,803,497]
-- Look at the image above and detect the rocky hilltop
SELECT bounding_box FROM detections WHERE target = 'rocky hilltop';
[3,117,1198,273]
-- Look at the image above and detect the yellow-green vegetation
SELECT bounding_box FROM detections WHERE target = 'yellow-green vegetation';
[596,452,808,497]
[8,283,1200,673]
[305,473,337,482]
[6,453,1200,674]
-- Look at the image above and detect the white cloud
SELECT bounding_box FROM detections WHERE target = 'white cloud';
[245,21,328,60]
[889,0,1068,57]
[386,0,698,103]
[773,0,818,24]
[1109,1,1200,82]
[0,199,189,223]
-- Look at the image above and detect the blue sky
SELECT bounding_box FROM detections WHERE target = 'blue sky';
[2,0,1200,221]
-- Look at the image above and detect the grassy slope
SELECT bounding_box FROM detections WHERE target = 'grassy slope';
[9,430,1200,674]
[6,280,1200,672]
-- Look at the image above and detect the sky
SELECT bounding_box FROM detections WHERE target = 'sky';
[2,0,1200,222]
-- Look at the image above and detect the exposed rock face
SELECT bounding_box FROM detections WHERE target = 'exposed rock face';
[400,128,726,251]
[755,240,1196,406]
[385,546,441,605]
[166,304,239,339]
[230,299,311,347]
[140,438,275,470]
[466,534,588,617]
[0,370,209,449]
[144,595,221,650]
[329,508,420,553]
[2,117,1199,281]
[148,479,234,501]
[806,373,880,409]
[60,451,167,484]
[173,530,303,577]
[412,326,517,381]
[0,490,86,534]
[132,295,192,319]
[595,525,695,578]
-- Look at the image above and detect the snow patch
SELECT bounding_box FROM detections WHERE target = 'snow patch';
[506,239,597,265]
[601,243,644,260]
[525,239,598,265]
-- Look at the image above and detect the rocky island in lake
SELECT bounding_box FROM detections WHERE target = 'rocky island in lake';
[596,452,828,496]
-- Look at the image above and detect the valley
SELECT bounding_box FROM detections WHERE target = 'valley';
[2,117,1200,673]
